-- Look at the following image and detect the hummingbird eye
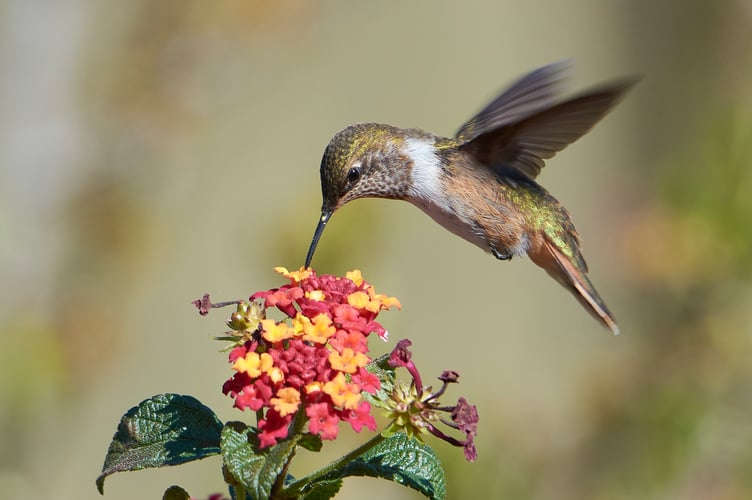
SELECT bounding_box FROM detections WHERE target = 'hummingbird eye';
[346,166,361,184]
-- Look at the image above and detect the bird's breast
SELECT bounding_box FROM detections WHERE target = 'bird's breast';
[402,138,528,256]
[408,195,490,250]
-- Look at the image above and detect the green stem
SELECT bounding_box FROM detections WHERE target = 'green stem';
[235,485,246,500]
[271,409,308,497]
[284,432,388,496]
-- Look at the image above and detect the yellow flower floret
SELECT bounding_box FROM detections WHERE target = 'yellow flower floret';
[232,351,284,383]
[323,372,362,410]
[268,365,284,384]
[347,289,402,313]
[261,319,293,342]
[305,381,323,395]
[346,291,378,312]
[291,313,311,337]
[303,313,336,343]
[329,347,370,374]
[345,269,364,286]
[305,289,325,301]
[270,387,301,416]
[232,352,273,378]
[274,266,312,283]
[368,287,402,310]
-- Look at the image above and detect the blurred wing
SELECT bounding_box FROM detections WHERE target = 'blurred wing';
[460,79,637,179]
[454,61,571,142]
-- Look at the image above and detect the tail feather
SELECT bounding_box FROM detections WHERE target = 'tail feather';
[531,237,620,335]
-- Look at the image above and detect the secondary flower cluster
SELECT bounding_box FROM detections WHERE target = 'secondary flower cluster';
[384,340,479,461]
[219,267,401,448]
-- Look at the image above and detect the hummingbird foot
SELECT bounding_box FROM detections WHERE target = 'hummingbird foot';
[490,245,513,261]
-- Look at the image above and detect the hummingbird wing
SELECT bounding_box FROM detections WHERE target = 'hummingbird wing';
[459,79,637,179]
[455,61,570,143]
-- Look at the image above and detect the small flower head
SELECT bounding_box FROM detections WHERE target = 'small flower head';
[217,267,398,447]
[192,298,266,345]
[226,301,265,332]
[381,339,479,462]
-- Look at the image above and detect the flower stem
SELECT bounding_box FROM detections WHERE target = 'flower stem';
[284,432,387,496]
[235,485,246,500]
[271,409,308,496]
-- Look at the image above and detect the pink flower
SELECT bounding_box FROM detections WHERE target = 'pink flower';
[342,400,377,433]
[257,409,293,448]
[306,402,340,441]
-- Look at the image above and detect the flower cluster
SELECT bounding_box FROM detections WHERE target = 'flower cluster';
[384,340,479,461]
[220,267,401,448]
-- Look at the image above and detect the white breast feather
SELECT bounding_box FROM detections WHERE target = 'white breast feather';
[402,137,488,249]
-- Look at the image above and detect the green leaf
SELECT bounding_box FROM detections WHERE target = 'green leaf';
[300,479,342,500]
[363,354,397,408]
[96,394,222,494]
[308,433,445,500]
[298,433,323,452]
[221,421,300,500]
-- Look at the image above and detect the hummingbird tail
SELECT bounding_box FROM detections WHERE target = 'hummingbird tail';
[532,238,620,335]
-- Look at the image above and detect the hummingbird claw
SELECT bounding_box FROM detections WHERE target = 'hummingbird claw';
[491,246,512,261]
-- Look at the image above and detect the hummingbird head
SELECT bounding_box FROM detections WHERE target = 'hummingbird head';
[305,123,416,267]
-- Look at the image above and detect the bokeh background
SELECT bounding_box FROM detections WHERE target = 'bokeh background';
[2,1,751,499]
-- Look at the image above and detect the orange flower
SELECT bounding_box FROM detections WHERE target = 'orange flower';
[346,291,378,312]
[345,269,364,286]
[323,372,362,410]
[303,313,336,343]
[274,266,312,283]
[261,319,293,342]
[270,387,301,416]
[329,347,370,374]
[368,287,402,310]
[232,352,273,378]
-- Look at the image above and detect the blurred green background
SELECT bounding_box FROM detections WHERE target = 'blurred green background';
[2,1,751,499]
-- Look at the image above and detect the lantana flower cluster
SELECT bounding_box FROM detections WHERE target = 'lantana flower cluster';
[385,340,479,461]
[220,267,401,448]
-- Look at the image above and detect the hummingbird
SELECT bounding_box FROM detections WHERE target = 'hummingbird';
[304,62,635,335]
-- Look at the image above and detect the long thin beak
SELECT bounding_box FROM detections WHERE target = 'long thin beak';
[304,210,331,268]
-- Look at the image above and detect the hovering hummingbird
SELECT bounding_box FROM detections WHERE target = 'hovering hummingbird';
[304,62,636,335]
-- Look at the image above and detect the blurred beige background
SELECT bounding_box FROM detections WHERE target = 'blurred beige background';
[2,1,751,499]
